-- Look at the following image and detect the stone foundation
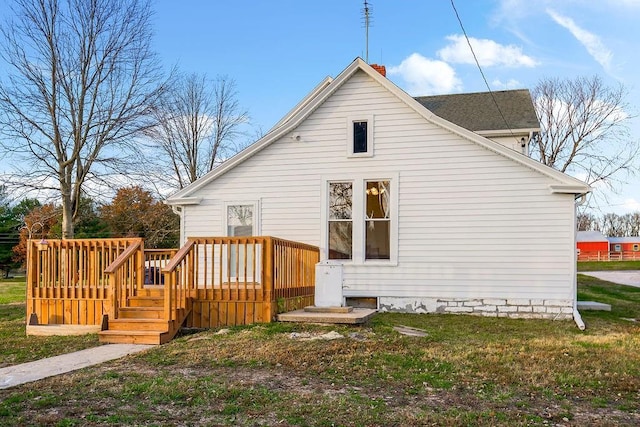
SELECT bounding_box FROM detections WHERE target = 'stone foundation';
[378,297,573,320]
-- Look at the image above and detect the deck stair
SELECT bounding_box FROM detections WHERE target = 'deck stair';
[99,288,190,345]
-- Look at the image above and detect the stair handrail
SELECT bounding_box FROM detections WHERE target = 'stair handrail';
[104,238,144,320]
[162,239,196,322]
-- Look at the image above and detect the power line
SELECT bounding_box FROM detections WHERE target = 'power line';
[449,0,519,142]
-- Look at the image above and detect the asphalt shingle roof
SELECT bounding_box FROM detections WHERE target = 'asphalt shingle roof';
[414,89,539,132]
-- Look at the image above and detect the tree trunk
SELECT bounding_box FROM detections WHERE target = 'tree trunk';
[61,196,74,239]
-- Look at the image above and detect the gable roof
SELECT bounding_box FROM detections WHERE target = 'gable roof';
[577,230,608,242]
[166,58,590,205]
[608,236,640,244]
[415,90,539,133]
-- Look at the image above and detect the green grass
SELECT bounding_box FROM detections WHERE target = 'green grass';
[0,275,638,426]
[0,303,101,367]
[0,279,101,368]
[0,280,27,304]
[577,273,640,320]
[577,260,640,271]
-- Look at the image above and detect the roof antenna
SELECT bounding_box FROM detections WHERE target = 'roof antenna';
[362,1,372,63]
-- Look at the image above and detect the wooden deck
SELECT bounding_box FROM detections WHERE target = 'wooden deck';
[26,237,319,344]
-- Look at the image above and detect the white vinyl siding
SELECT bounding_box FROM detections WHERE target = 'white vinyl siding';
[182,70,576,302]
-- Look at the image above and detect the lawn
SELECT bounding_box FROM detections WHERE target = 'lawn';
[577,260,640,271]
[1,275,639,426]
[0,278,26,304]
[0,280,101,368]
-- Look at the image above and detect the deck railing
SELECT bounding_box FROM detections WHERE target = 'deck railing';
[272,237,319,302]
[103,239,144,320]
[104,243,178,319]
[162,237,320,326]
[26,238,140,325]
[26,236,319,329]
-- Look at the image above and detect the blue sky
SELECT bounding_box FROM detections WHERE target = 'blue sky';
[150,0,640,214]
[0,1,638,213]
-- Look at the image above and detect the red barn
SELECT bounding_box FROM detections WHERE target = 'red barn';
[608,237,640,260]
[576,231,609,261]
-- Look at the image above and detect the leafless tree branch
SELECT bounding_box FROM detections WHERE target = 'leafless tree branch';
[0,0,168,238]
[145,73,250,190]
[531,75,639,197]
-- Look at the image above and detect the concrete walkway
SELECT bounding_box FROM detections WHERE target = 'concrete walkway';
[0,344,153,390]
[580,270,640,288]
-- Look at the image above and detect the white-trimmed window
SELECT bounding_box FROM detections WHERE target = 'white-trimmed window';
[322,175,397,264]
[614,244,622,251]
[633,244,639,252]
[347,115,374,157]
[365,180,391,260]
[328,182,353,260]
[223,201,260,280]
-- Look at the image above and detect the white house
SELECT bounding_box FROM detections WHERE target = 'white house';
[166,58,590,324]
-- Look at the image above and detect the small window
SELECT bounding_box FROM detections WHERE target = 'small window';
[353,121,367,153]
[633,244,639,252]
[614,244,622,251]
[347,115,373,157]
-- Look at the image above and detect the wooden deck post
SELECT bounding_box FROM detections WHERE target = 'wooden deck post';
[136,240,145,293]
[25,240,36,322]
[263,237,274,322]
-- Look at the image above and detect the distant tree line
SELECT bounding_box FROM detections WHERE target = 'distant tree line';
[0,186,178,277]
[577,212,640,237]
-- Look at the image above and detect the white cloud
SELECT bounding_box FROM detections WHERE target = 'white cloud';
[491,78,522,89]
[546,9,613,71]
[437,35,537,68]
[623,198,640,212]
[387,53,462,95]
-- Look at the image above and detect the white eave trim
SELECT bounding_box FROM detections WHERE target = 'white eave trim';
[476,127,540,137]
[165,197,202,206]
[548,184,591,195]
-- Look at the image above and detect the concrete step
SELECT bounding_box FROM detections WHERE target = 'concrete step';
[577,301,612,311]
[304,306,353,313]
[278,308,377,324]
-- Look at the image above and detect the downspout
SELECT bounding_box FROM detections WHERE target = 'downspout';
[171,205,185,246]
[573,194,587,330]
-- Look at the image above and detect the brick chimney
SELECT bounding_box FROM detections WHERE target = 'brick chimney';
[370,64,386,77]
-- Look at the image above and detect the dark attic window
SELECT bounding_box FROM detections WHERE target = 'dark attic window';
[353,121,368,153]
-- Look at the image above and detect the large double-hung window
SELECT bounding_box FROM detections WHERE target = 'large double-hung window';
[325,176,397,264]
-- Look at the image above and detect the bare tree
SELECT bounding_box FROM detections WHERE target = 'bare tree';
[148,73,249,190]
[600,213,628,237]
[625,212,640,237]
[0,0,167,238]
[530,76,638,189]
[577,212,598,231]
